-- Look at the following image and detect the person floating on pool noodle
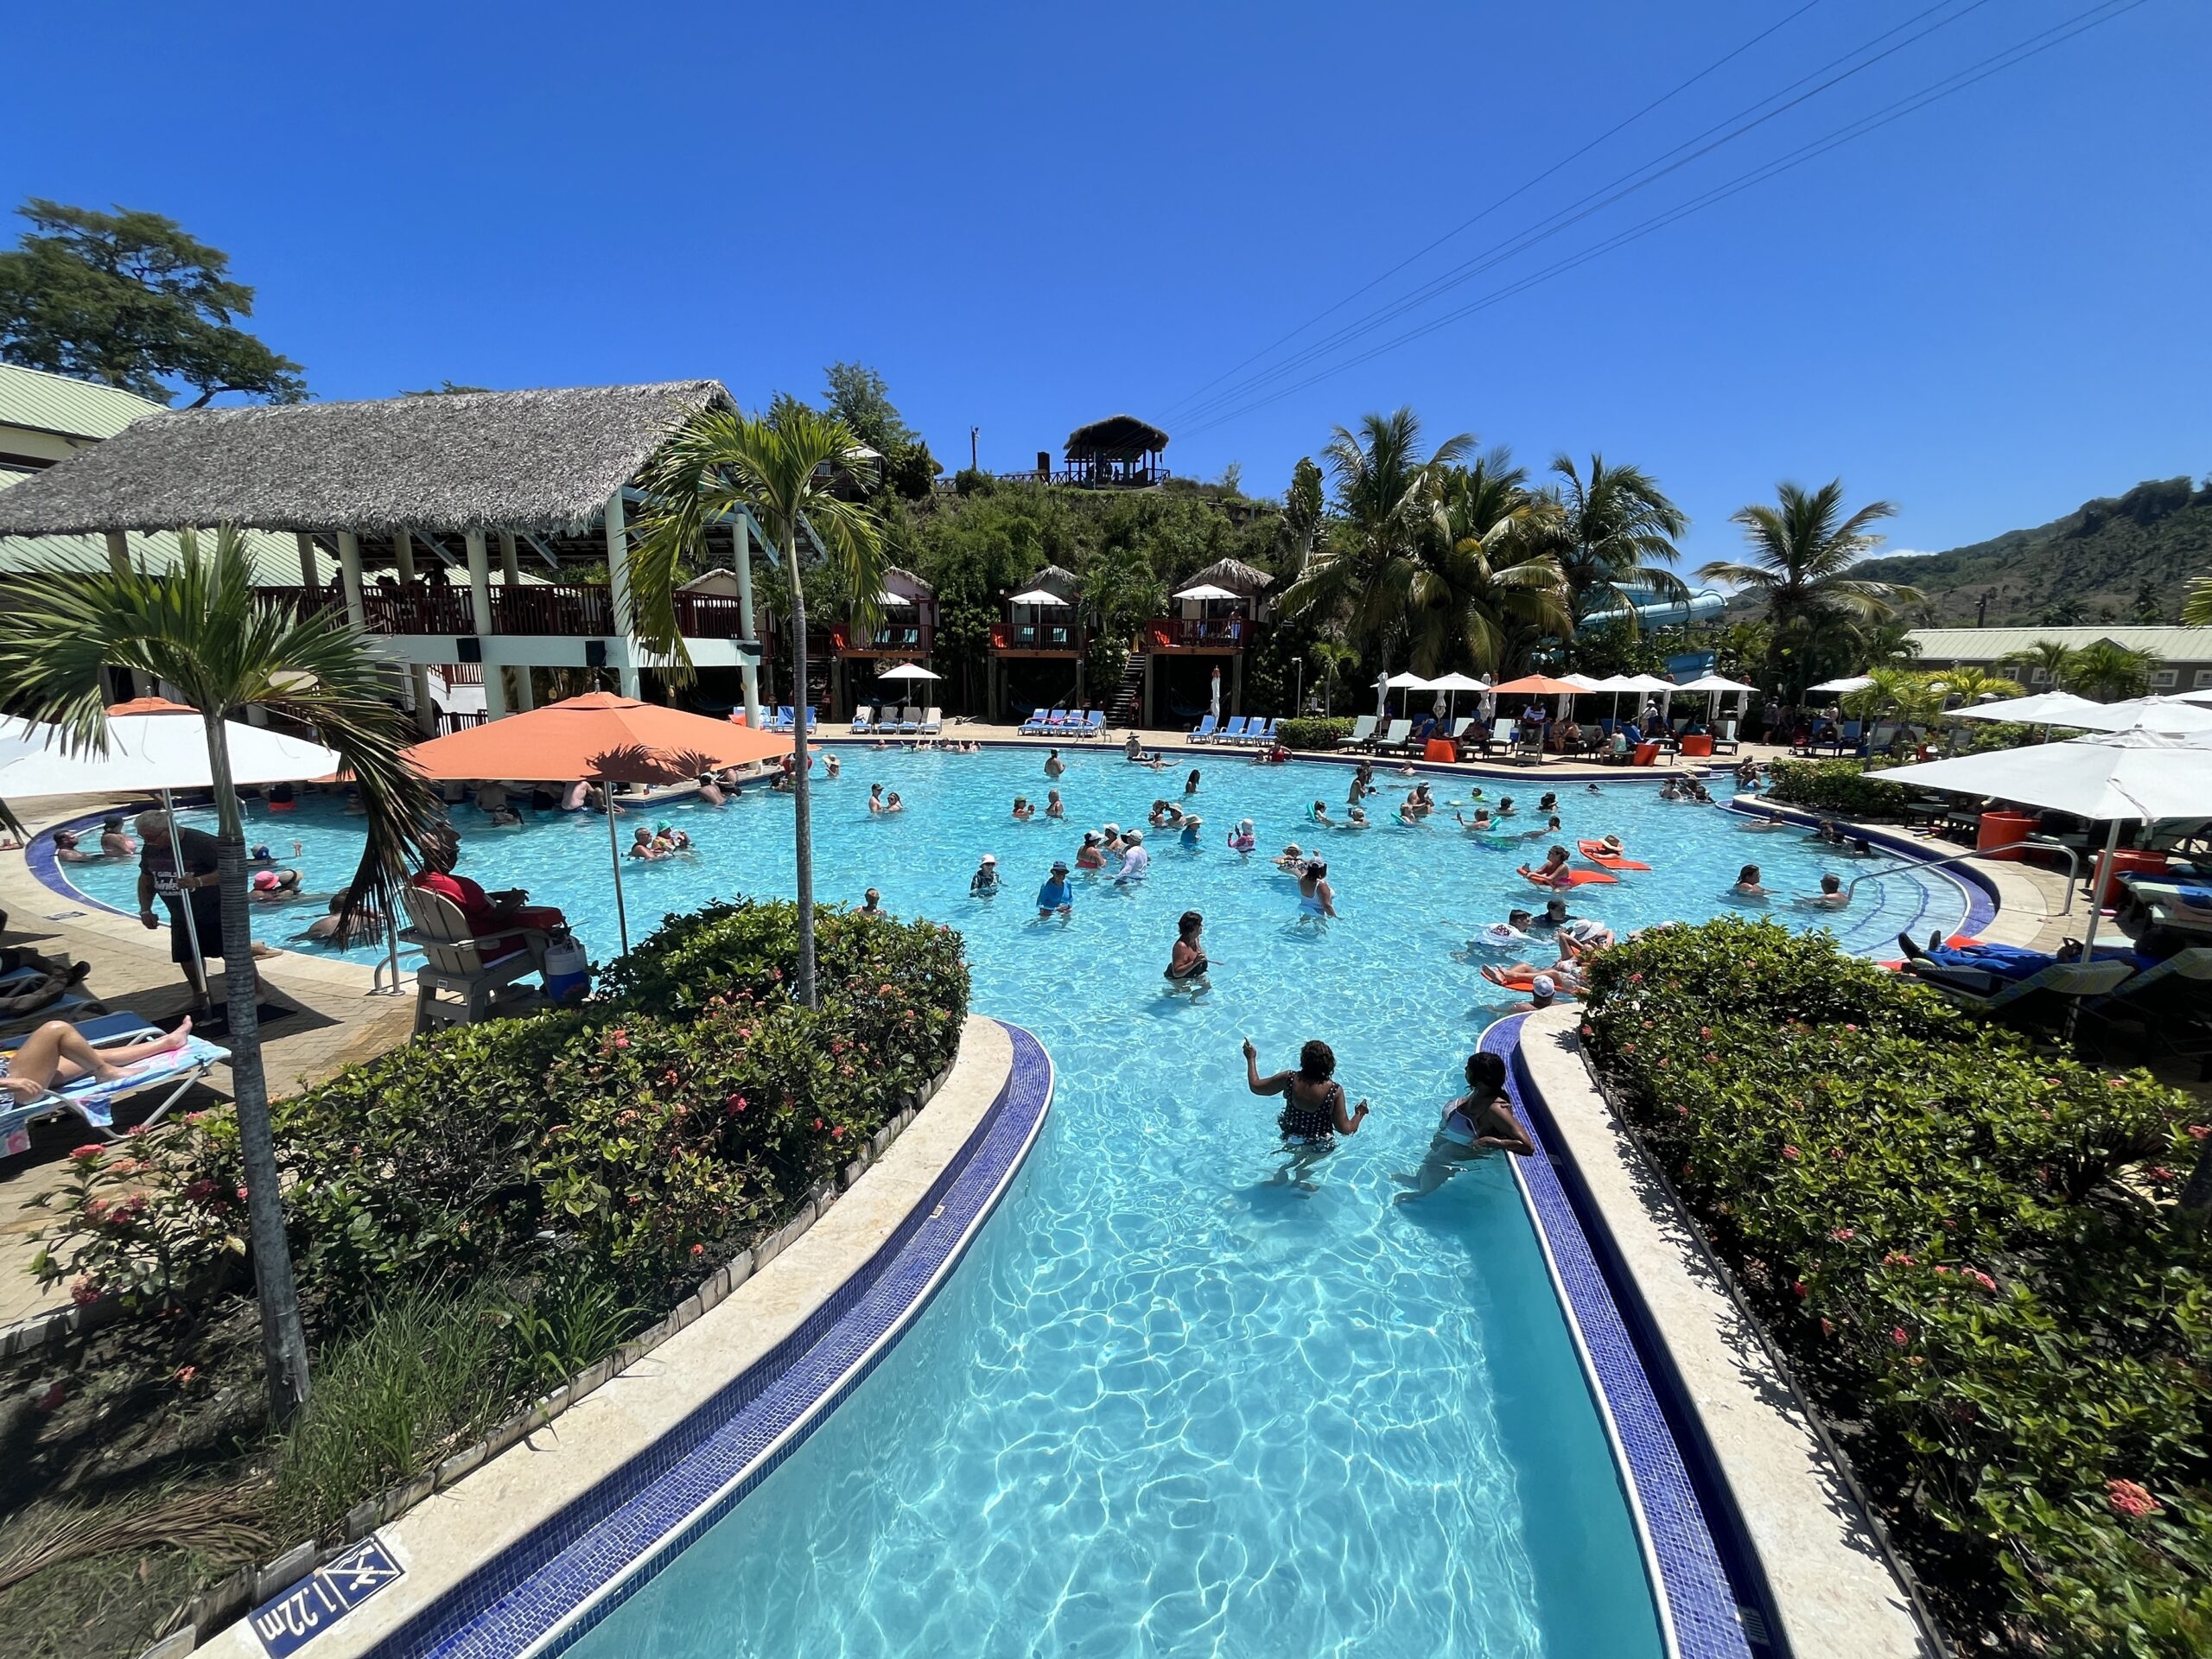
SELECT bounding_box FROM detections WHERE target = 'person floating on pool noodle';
[1395,1051,1535,1200]
[1036,860,1074,918]
[1243,1036,1367,1143]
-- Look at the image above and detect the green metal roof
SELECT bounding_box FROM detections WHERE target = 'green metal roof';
[0,361,166,442]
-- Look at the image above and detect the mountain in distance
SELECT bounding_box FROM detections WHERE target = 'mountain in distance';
[1852,475,2212,627]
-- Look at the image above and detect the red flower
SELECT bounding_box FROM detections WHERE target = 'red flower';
[690,1243,706,1257]
[69,1277,100,1307]
[1934,1264,1953,1276]
[1698,1027,1712,1039]
[69,1144,103,1162]
[2187,1124,2209,1141]
[1626,972,1643,984]
[1968,1270,1997,1293]
[725,1094,748,1116]
[1882,1251,1915,1268]
[1890,1326,1910,1347]
[1819,1318,1834,1338]
[2148,1166,2176,1183]
[610,1030,631,1050]
[2107,1479,2160,1520]
[812,1117,824,1131]
[1675,1105,1689,1120]
[1781,1145,1802,1162]
[1791,1280,1808,1300]
[1829,1227,1855,1243]
[34,1382,67,1412]
[175,1365,197,1385]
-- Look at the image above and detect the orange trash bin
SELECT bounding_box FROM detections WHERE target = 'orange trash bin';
[1424,738,1458,762]
[1975,809,2039,860]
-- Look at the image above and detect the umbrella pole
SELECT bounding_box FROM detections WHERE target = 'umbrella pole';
[161,788,208,1000]
[2077,817,2124,964]
[605,788,630,956]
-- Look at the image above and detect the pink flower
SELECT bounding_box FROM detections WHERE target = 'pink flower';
[1934,1264,1953,1276]
[1792,1280,1808,1300]
[69,1277,100,1307]
[1829,1227,1855,1243]
[811,1117,824,1131]
[831,1125,847,1139]
[1968,1270,1997,1293]
[1627,972,1643,984]
[610,1030,631,1050]
[1698,1027,1713,1039]
[1781,1145,1802,1162]
[1842,1023,1859,1033]
[2107,1479,2160,1520]
[1890,1326,1910,1348]
[175,1365,197,1385]
[1819,1318,1834,1338]
[690,1243,706,1257]
[1676,1105,1689,1120]
[1882,1251,1916,1268]
[69,1144,104,1162]
[2148,1166,2176,1183]
[2187,1124,2209,1141]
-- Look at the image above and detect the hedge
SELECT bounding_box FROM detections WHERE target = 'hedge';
[1578,918,2210,1657]
[1278,715,1354,751]
[34,901,969,1314]
[1762,757,1917,821]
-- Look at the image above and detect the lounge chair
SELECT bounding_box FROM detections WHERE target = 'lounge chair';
[1913,955,2135,1014]
[849,704,874,734]
[918,707,943,735]
[1018,708,1050,735]
[1217,715,1252,745]
[1713,718,1740,756]
[397,885,551,1034]
[0,963,105,1039]
[1077,709,1105,740]
[1248,717,1280,748]
[1376,719,1412,753]
[1491,717,1516,752]
[1189,714,1218,743]
[1345,715,1378,751]
[0,1016,228,1154]
[896,705,920,735]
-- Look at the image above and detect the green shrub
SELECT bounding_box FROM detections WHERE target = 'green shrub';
[1579,918,2212,1656]
[1763,757,1916,820]
[1278,716,1353,751]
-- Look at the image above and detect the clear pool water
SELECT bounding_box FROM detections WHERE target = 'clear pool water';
[57,751,1965,1657]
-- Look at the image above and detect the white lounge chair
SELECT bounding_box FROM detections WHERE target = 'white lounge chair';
[849,704,874,734]
[398,886,550,1034]
[1345,715,1377,750]
[918,706,943,735]
[1376,718,1412,753]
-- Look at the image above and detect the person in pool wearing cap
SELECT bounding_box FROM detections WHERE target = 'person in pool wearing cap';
[1076,831,1107,871]
[1509,972,1563,1014]
[1179,814,1205,848]
[1037,861,1074,918]
[1115,830,1150,885]
[970,854,1000,896]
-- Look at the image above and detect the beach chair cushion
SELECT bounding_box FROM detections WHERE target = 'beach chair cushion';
[3,1023,228,1151]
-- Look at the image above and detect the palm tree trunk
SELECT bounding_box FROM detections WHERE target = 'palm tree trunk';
[203,715,312,1422]
[785,544,819,1010]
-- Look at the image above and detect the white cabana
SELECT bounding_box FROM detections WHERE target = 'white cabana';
[0,698,346,981]
[1673,671,1758,723]
[1878,721,2212,963]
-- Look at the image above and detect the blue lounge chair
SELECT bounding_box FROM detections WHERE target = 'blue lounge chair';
[849,704,875,734]
[1218,715,1252,745]
[896,705,920,734]
[1189,714,1217,743]
[0,1017,228,1154]
[1249,716,1279,747]
[918,707,943,735]
[1078,709,1105,740]
[1018,708,1049,735]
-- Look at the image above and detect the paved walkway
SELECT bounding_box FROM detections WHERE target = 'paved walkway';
[1,794,409,1327]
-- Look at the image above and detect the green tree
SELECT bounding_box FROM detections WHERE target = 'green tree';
[1281,456,1325,575]
[1541,453,1688,630]
[1307,639,1361,715]
[820,361,916,453]
[0,527,437,1421]
[1405,450,1567,675]
[0,200,306,406]
[1281,408,1473,672]
[2008,639,2080,689]
[631,406,888,1007]
[2183,571,2212,626]
[2063,639,2157,702]
[1698,480,1916,700]
[1926,664,2023,706]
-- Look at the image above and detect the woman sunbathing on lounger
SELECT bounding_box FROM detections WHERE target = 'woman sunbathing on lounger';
[3,1019,193,1101]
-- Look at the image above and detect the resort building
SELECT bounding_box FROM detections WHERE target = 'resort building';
[987,563,1085,720]
[1906,625,2212,693]
[822,565,935,720]
[1063,414,1169,488]
[1129,555,1272,727]
[0,379,773,732]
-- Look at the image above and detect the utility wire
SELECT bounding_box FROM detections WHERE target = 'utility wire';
[1178,0,2152,441]
[1171,0,1999,429]
[1158,0,1827,420]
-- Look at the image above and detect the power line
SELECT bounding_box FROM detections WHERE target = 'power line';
[1177,0,2153,441]
[1158,0,1827,420]
[1170,0,1999,429]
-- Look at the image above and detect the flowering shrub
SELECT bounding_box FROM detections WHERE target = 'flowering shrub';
[37,901,969,1313]
[1580,918,2211,1656]
[1761,758,1916,821]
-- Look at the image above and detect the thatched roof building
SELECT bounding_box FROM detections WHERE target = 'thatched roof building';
[0,380,731,561]
[1185,556,1273,595]
[1065,415,1168,464]
[1024,563,1080,601]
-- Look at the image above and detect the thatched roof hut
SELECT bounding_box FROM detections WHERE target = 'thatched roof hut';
[1065,415,1169,465]
[1025,563,1080,601]
[0,381,731,555]
[1185,556,1273,595]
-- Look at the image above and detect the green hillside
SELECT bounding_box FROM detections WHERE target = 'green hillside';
[1854,475,2212,626]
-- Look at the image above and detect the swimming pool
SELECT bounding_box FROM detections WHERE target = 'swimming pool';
[54,751,1967,1656]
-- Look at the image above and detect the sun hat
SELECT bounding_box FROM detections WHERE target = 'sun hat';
[1051,859,1070,874]
[981,853,997,865]
[1531,974,1557,998]
[1126,830,1142,842]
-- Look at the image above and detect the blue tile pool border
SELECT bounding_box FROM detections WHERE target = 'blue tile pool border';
[1483,1014,1759,1659]
[346,1020,1054,1659]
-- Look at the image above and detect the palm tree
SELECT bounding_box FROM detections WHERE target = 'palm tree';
[1281,409,1472,672]
[0,527,438,1423]
[1927,664,2023,708]
[1307,639,1360,715]
[1698,480,1916,701]
[1541,454,1689,631]
[2008,639,2078,691]
[1404,451,1569,676]
[2182,571,2212,627]
[2063,639,2157,702]
[631,406,888,1008]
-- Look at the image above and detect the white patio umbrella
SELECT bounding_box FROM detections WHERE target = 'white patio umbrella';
[1674,671,1757,724]
[0,697,346,983]
[2044,696,2212,735]
[876,663,943,682]
[1877,721,2212,963]
[1946,690,2106,725]
[1007,589,1067,607]
[1427,671,1489,725]
[2175,684,2212,707]
[1172,583,1242,602]
[1810,675,1874,695]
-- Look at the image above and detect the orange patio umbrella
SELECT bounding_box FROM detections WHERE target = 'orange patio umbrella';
[402,692,799,952]
[1487,675,1586,696]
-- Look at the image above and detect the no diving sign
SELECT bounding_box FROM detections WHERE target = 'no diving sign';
[249,1536,404,1656]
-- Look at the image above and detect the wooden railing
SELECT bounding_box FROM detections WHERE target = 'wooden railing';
[359,584,479,635]
[250,584,343,623]
[253,582,754,643]
[1141,616,1251,652]
[991,620,1084,652]
[670,592,752,640]
[830,623,932,656]
[486,582,613,637]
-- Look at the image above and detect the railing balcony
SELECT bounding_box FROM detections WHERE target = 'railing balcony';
[255,581,755,644]
[830,622,932,656]
[670,592,752,640]
[1141,615,1252,652]
[486,582,613,637]
[251,585,344,624]
[360,583,478,635]
[991,620,1084,653]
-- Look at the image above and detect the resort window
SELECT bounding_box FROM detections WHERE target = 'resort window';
[2150,670,2177,688]
[2196,669,2212,688]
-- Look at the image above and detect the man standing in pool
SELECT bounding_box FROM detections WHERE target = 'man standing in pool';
[1243,1037,1368,1141]
[1036,860,1074,918]
[1044,748,1065,779]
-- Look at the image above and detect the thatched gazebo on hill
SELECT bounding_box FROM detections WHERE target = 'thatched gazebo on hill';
[1065,415,1168,487]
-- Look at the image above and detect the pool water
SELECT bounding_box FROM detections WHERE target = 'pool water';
[59,752,1965,1657]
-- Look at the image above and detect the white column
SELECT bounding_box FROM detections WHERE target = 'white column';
[734,516,762,727]
[394,527,437,734]
[466,529,507,721]
[295,531,319,592]
[604,492,643,698]
[496,531,534,711]
[104,529,131,577]
[336,531,366,629]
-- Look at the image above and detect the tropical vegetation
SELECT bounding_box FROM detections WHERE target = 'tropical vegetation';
[3,900,967,1659]
[1580,918,2209,1657]
[0,528,441,1423]
[2002,638,2161,702]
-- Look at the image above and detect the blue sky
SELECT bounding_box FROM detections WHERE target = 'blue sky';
[9,0,2206,569]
